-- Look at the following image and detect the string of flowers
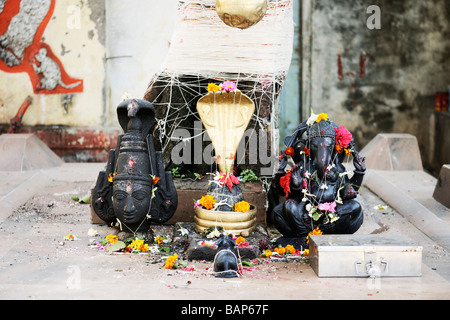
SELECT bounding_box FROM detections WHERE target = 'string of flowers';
[207,81,238,93]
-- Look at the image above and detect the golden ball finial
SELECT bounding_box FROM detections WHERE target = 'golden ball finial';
[215,0,268,30]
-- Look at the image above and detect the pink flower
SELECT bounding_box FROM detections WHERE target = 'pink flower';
[220,81,237,92]
[318,201,337,213]
[335,126,353,148]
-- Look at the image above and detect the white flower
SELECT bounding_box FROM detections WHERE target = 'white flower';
[206,228,222,238]
[87,228,98,237]
[339,171,353,178]
[177,227,189,237]
[330,214,340,223]
[307,113,318,126]
[121,92,131,101]
[320,184,328,190]
[327,163,335,171]
[304,171,311,179]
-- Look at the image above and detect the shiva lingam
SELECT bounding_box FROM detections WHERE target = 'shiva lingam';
[92,99,177,236]
[271,112,366,248]
[194,81,257,235]
[215,0,268,30]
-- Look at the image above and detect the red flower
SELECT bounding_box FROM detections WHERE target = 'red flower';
[302,148,310,157]
[285,147,295,156]
[279,170,292,197]
[335,126,353,149]
[218,172,240,193]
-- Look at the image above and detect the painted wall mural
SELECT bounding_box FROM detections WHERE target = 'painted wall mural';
[0,0,83,94]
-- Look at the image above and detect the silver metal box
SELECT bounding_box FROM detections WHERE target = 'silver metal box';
[309,234,422,278]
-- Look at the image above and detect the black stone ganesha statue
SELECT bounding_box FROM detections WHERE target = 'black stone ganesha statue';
[271,114,366,248]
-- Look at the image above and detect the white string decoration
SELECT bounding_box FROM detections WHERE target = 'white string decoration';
[143,0,294,181]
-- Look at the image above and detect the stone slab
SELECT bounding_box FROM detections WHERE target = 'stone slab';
[360,133,423,171]
[433,165,450,209]
[0,134,63,172]
[186,238,259,261]
[364,169,450,251]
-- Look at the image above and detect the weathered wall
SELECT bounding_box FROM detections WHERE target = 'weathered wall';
[0,0,104,126]
[0,0,177,161]
[308,0,450,174]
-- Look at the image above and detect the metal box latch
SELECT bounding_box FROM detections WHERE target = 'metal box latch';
[355,248,388,277]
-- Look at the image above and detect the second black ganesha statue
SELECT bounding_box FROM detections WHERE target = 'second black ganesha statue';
[271,112,366,248]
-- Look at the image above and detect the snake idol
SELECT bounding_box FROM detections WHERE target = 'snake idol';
[92,99,177,234]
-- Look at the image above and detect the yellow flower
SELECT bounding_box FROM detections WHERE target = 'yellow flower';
[129,239,145,251]
[303,249,309,256]
[285,244,296,254]
[155,236,163,244]
[199,195,217,210]
[263,249,272,258]
[140,244,149,253]
[274,246,286,255]
[106,234,118,244]
[235,236,246,244]
[306,227,323,244]
[108,172,117,183]
[164,254,178,269]
[316,113,328,123]
[207,83,221,92]
[234,201,250,213]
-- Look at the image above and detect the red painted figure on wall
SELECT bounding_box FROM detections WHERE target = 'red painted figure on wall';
[0,0,83,94]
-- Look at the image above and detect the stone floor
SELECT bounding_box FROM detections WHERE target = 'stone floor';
[0,163,449,300]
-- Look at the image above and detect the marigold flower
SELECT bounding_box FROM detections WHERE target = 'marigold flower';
[303,249,309,256]
[140,244,149,253]
[152,176,160,185]
[164,254,178,269]
[316,112,328,123]
[274,246,286,255]
[285,147,295,156]
[106,234,118,244]
[234,201,250,213]
[199,195,217,210]
[285,244,296,254]
[263,250,272,258]
[155,236,163,244]
[108,172,117,183]
[302,148,310,157]
[129,239,145,251]
[306,227,323,244]
[207,83,221,92]
[235,236,246,244]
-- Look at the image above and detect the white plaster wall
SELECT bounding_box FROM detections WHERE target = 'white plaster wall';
[0,0,105,127]
[105,0,177,126]
[0,0,178,128]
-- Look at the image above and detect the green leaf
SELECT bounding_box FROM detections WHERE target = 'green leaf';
[78,193,91,204]
[107,241,126,253]
[312,211,321,221]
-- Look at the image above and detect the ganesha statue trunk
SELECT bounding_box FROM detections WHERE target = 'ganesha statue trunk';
[91,99,177,235]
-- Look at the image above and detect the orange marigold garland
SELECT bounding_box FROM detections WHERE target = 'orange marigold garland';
[234,201,250,213]
[198,195,217,210]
